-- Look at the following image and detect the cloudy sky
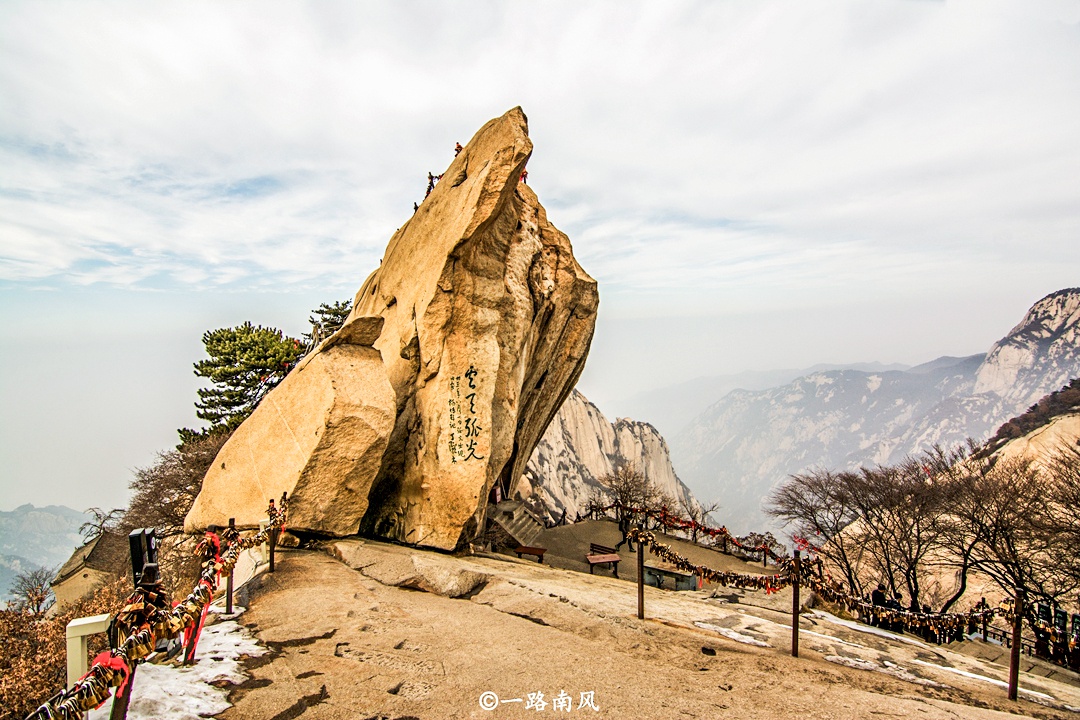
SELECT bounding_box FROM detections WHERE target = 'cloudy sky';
[2,1,1078,513]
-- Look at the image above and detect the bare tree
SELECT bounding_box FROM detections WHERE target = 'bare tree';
[766,468,867,596]
[7,565,56,615]
[1045,440,1080,587]
[681,498,721,543]
[769,449,959,609]
[851,456,953,610]
[79,507,124,543]
[600,463,662,513]
[960,454,1076,615]
[735,531,787,561]
[121,431,231,595]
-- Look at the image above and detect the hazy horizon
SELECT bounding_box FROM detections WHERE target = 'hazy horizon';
[3,1,1079,512]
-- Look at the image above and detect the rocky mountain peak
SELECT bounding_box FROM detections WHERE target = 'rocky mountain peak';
[674,288,1080,534]
[973,288,1080,405]
[520,390,701,523]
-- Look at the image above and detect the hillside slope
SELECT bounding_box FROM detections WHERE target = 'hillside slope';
[0,504,87,601]
[214,541,1080,719]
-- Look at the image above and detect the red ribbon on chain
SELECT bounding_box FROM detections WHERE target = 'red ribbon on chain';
[84,651,131,705]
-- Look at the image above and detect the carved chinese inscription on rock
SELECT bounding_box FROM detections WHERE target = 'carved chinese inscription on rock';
[447,365,485,463]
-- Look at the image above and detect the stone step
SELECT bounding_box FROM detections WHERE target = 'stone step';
[490,501,544,547]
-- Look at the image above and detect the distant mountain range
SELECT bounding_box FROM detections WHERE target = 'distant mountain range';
[671,288,1080,534]
[8,290,1078,584]
[0,504,88,601]
[621,362,911,440]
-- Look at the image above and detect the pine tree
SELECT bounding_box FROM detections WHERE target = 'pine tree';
[303,299,353,350]
[184,322,303,439]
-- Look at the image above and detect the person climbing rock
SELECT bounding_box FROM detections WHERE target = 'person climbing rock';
[454,142,463,156]
[426,172,436,197]
[413,202,419,212]
[520,169,528,184]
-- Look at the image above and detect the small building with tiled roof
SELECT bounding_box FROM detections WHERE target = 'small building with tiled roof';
[50,531,126,609]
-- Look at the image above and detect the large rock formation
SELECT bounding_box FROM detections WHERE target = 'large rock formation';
[519,390,702,523]
[187,108,599,550]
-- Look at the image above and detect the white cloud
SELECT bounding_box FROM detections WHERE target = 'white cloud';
[2,0,1077,298]
[3,0,1079,511]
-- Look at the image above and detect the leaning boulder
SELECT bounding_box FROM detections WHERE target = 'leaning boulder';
[354,107,598,549]
[185,316,396,535]
[187,107,598,549]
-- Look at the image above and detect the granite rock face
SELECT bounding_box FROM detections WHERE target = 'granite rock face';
[519,390,701,523]
[185,316,396,535]
[187,108,598,548]
[354,107,598,549]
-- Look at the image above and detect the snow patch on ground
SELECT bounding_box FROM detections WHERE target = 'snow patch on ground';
[810,611,930,648]
[910,659,1054,701]
[824,655,945,687]
[775,623,869,650]
[87,609,265,720]
[825,654,878,672]
[694,621,771,647]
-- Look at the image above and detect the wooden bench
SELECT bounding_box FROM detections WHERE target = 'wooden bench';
[585,543,620,577]
[514,545,547,563]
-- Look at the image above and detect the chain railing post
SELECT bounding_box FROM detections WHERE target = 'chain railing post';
[109,663,136,720]
[226,517,235,614]
[792,550,801,658]
[637,533,645,620]
[1008,587,1023,701]
[269,524,278,573]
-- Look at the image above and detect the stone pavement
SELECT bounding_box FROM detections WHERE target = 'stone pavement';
[215,541,1080,719]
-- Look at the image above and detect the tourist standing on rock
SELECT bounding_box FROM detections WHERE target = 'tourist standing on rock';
[886,593,904,633]
[870,583,887,626]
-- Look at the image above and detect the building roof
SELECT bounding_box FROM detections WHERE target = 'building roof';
[51,531,127,586]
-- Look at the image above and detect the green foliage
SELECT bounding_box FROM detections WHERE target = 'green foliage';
[185,321,303,437]
[303,299,352,349]
[179,299,351,442]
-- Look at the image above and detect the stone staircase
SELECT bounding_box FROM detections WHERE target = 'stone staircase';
[489,500,545,547]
